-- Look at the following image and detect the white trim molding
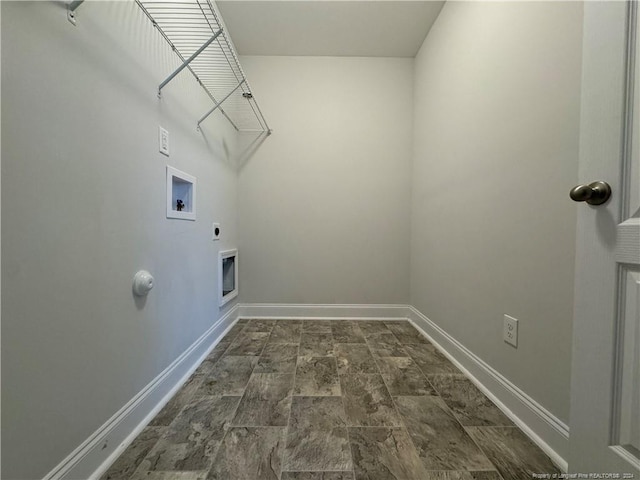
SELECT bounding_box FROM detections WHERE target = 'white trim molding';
[237,303,409,320]
[54,302,569,480]
[406,306,570,472]
[44,305,240,480]
[238,303,569,471]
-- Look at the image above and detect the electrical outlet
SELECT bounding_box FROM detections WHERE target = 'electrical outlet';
[212,222,221,241]
[158,126,169,156]
[503,314,518,348]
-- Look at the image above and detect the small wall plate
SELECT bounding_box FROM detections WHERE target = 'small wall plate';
[158,126,170,156]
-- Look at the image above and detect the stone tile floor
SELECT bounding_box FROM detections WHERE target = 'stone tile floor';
[102,319,560,480]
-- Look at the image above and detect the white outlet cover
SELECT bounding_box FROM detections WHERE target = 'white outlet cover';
[212,223,221,241]
[503,314,518,348]
[159,126,169,156]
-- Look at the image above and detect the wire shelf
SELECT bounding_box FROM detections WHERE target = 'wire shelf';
[136,0,270,133]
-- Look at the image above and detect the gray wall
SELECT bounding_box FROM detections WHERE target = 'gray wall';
[1,2,586,477]
[238,56,414,304]
[410,1,583,423]
[1,2,239,478]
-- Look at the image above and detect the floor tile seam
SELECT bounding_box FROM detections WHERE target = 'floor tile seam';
[296,354,335,358]
[436,390,518,430]
[230,355,261,422]
[225,425,287,430]
[152,378,206,427]
[430,382,514,429]
[464,425,519,432]
[258,332,271,356]
[344,420,358,480]
[335,342,382,376]
[345,426,419,432]
[211,421,287,476]
[123,426,177,479]
[402,345,438,379]
[208,395,247,466]
[384,329,406,348]
[335,365,357,478]
[336,369,380,376]
[180,375,208,408]
[363,332,409,357]
[394,391,499,444]
[280,339,302,473]
[267,327,302,345]
[291,394,342,397]
[373,365,407,432]
[227,423,292,428]
[336,372,387,378]
[331,355,343,396]
[387,393,455,472]
[404,352,440,396]
[123,429,168,480]
[201,341,235,374]
[281,469,354,473]
[390,379,508,474]
[439,405,502,475]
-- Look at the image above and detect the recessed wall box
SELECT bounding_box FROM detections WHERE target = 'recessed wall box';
[219,249,238,307]
[166,166,196,220]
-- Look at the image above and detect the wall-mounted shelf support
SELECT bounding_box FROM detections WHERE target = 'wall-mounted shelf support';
[197,78,246,130]
[137,0,270,134]
[67,0,84,26]
[158,29,223,98]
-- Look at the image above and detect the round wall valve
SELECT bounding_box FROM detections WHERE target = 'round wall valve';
[133,270,154,296]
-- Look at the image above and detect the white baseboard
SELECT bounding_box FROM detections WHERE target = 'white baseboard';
[43,305,239,480]
[406,306,569,472]
[45,301,569,479]
[237,303,409,320]
[239,302,569,471]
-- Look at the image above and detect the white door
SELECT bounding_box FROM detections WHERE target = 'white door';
[570,0,640,475]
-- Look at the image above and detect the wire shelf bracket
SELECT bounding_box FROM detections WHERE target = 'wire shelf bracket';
[67,0,84,26]
[136,0,271,135]
[158,29,222,97]
[197,77,245,129]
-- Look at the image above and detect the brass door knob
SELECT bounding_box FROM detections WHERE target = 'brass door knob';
[569,181,612,205]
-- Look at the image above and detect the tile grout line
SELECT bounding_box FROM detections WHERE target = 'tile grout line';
[122,321,252,479]
[111,318,547,480]
[460,425,510,480]
[401,324,505,476]
[383,319,474,477]
[347,320,414,479]
[393,321,502,477]
[345,422,358,480]
[338,322,359,480]
[228,320,276,429]
[205,320,258,478]
[279,321,302,479]
[223,320,291,479]
[126,319,252,480]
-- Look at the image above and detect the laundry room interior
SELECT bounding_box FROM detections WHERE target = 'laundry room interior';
[2,1,639,479]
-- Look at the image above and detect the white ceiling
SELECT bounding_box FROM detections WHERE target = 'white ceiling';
[216,1,445,57]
